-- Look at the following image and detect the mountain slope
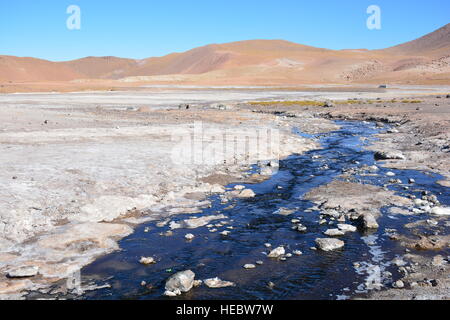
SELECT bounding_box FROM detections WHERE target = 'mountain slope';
[60,56,138,79]
[382,23,450,57]
[0,56,82,82]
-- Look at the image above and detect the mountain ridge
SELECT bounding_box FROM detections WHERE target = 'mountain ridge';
[1,24,449,84]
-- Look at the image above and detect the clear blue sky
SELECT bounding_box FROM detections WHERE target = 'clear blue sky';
[1,0,449,61]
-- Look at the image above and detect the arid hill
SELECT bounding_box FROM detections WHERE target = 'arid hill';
[1,23,449,85]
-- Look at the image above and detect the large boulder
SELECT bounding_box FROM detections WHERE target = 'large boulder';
[165,270,195,296]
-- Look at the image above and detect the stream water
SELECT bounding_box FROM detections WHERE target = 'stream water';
[66,120,449,300]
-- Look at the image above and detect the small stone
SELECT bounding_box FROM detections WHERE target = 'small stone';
[234,185,245,191]
[337,224,357,233]
[293,224,307,232]
[264,243,272,248]
[374,151,405,160]
[293,250,303,256]
[274,207,296,216]
[268,246,285,258]
[139,257,156,265]
[220,230,231,236]
[408,178,415,184]
[386,172,396,177]
[193,280,203,287]
[6,266,39,278]
[285,253,293,258]
[185,233,195,241]
[394,280,405,289]
[238,189,256,198]
[204,277,235,288]
[324,229,345,237]
[244,264,256,269]
[164,290,179,297]
[256,261,264,265]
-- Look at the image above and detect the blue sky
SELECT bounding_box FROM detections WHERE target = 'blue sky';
[0,0,449,61]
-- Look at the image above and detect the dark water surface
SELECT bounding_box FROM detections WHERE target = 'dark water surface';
[74,121,449,300]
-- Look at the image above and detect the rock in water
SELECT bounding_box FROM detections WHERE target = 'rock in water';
[238,189,256,198]
[185,233,195,240]
[431,207,450,216]
[374,151,405,160]
[362,213,379,229]
[268,246,285,258]
[324,229,345,237]
[139,257,156,265]
[165,270,195,296]
[204,277,235,288]
[337,224,357,233]
[7,266,39,278]
[315,238,345,251]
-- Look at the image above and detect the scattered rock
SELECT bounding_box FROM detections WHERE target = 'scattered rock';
[361,213,379,229]
[139,257,156,265]
[238,189,256,198]
[6,266,39,278]
[204,277,235,288]
[394,280,405,289]
[293,224,307,232]
[274,207,296,216]
[165,270,195,296]
[293,250,303,256]
[315,238,345,251]
[374,151,405,160]
[337,224,357,233]
[185,233,195,241]
[268,246,285,258]
[324,229,345,237]
[243,264,256,269]
[193,280,203,287]
[430,207,450,216]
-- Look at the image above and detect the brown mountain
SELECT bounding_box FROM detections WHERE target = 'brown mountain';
[1,23,449,85]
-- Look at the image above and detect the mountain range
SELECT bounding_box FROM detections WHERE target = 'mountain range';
[1,23,449,85]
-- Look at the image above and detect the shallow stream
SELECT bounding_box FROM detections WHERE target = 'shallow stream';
[62,120,449,300]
